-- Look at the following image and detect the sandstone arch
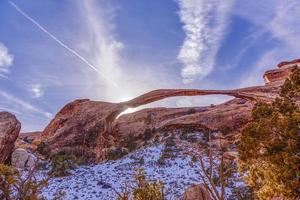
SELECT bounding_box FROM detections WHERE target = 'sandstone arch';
[104,86,277,133]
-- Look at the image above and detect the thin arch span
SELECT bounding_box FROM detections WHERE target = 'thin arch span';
[104,87,273,133]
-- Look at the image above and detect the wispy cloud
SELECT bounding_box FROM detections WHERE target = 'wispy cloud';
[8,0,116,87]
[0,89,52,118]
[79,0,145,102]
[0,42,14,75]
[236,0,300,87]
[28,83,44,98]
[176,0,234,84]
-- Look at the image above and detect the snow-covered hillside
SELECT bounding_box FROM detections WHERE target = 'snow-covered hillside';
[41,143,245,200]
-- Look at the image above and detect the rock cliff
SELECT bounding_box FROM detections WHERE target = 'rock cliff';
[40,59,299,162]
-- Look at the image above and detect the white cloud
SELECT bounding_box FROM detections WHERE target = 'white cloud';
[236,0,300,87]
[268,0,300,51]
[29,84,44,98]
[176,0,234,84]
[0,42,14,74]
[79,0,152,103]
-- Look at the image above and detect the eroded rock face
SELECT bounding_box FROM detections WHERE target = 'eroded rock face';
[0,111,21,163]
[40,59,298,162]
[181,184,211,200]
[19,131,42,144]
[11,148,36,169]
[42,99,119,162]
[115,98,252,140]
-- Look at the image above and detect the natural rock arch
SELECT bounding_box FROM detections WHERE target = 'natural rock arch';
[104,87,275,133]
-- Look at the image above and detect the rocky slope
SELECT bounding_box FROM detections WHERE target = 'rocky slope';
[39,59,299,162]
[41,142,245,200]
[0,111,21,163]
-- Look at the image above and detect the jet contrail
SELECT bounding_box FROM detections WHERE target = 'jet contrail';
[8,0,117,87]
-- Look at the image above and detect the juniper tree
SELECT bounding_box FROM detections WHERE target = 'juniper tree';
[238,69,300,199]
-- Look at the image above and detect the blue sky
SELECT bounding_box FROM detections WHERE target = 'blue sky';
[0,0,299,132]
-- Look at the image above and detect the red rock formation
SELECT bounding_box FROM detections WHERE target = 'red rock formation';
[115,98,252,139]
[277,58,300,68]
[19,131,41,143]
[40,59,297,162]
[0,111,21,163]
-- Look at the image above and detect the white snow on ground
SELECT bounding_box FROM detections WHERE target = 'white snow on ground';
[41,144,245,200]
[41,145,201,200]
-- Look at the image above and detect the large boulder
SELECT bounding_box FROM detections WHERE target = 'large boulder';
[182,184,211,200]
[11,148,36,169]
[0,111,21,163]
[41,99,119,162]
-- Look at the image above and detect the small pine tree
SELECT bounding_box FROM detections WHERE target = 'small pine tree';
[49,152,77,177]
[238,68,300,199]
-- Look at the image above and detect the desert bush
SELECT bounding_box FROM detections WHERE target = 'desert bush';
[36,142,51,158]
[107,146,128,160]
[228,186,254,200]
[121,134,137,152]
[187,108,197,114]
[191,155,198,162]
[163,132,169,138]
[138,157,145,165]
[156,157,166,166]
[143,128,155,141]
[0,164,49,200]
[133,169,165,200]
[49,152,77,177]
[179,132,188,140]
[220,126,232,136]
[187,134,198,143]
[116,169,165,200]
[165,135,176,147]
[157,136,178,166]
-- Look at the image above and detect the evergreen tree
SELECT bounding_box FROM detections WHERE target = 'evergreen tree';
[238,69,300,199]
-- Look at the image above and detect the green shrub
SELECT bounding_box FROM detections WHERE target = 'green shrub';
[157,157,166,166]
[143,128,154,141]
[191,155,198,162]
[133,169,165,200]
[220,126,232,136]
[179,132,188,140]
[163,132,169,138]
[228,186,254,200]
[154,135,160,143]
[107,147,128,160]
[165,135,176,147]
[116,169,165,200]
[138,157,145,165]
[121,134,137,152]
[49,152,77,177]
[187,108,197,114]
[36,142,51,158]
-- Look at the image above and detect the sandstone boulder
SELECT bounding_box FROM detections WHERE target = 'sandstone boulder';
[182,184,211,200]
[0,111,21,163]
[11,148,36,169]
